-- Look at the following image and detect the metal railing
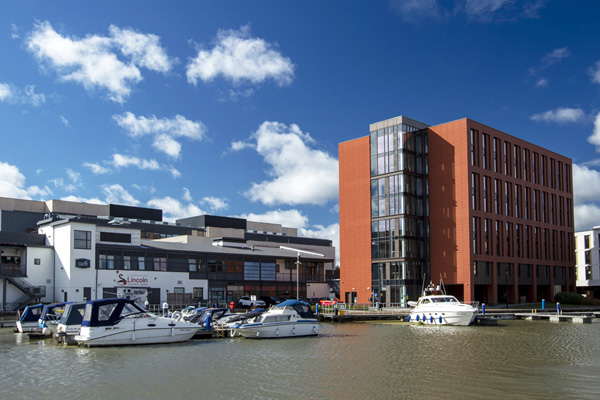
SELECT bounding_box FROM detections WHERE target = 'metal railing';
[316,303,410,315]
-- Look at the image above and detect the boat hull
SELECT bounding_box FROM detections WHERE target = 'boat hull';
[75,325,200,347]
[233,321,319,339]
[408,309,477,326]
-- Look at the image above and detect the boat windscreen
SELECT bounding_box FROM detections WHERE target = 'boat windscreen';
[293,303,315,319]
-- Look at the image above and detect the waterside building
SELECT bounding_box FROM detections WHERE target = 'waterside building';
[340,115,575,306]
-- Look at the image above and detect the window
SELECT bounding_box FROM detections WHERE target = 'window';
[100,232,131,243]
[34,258,41,265]
[74,230,91,249]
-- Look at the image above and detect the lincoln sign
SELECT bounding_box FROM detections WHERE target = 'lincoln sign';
[116,271,149,287]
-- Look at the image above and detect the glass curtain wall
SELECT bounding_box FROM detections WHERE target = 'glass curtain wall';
[370,121,430,306]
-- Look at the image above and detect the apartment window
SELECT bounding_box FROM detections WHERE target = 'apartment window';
[505,181,511,216]
[482,133,489,169]
[193,287,204,300]
[523,149,529,182]
[504,142,510,176]
[584,235,590,249]
[472,217,479,254]
[541,155,547,186]
[514,145,520,179]
[74,230,91,249]
[585,250,591,265]
[483,176,489,212]
[514,184,520,219]
[493,138,500,172]
[484,219,490,255]
[506,222,512,257]
[496,220,501,256]
[34,258,41,265]
[532,152,538,184]
[549,158,555,189]
[470,129,477,166]
[495,179,501,214]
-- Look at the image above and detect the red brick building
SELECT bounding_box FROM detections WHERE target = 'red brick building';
[339,116,575,305]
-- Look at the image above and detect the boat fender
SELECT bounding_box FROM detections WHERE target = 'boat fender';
[415,315,419,322]
[439,316,442,324]
[422,315,426,322]
[430,316,433,323]
[407,315,411,322]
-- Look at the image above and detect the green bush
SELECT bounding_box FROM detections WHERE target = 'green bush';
[581,296,600,306]
[553,292,583,305]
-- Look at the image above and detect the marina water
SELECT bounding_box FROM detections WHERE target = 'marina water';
[3,320,600,399]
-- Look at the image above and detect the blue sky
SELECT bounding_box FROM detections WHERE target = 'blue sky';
[1,1,600,264]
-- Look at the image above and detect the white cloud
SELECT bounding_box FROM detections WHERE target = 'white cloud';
[574,204,600,231]
[201,196,228,212]
[587,112,600,150]
[60,115,70,126]
[60,195,105,205]
[113,112,206,159]
[187,25,294,87]
[240,209,309,229]
[147,196,204,222]
[0,82,46,106]
[573,164,600,205]
[111,154,160,170]
[50,168,81,193]
[540,47,570,68]
[300,223,340,267]
[83,162,111,174]
[102,184,140,206]
[239,121,338,206]
[182,188,193,202]
[535,78,548,87]
[530,107,584,124]
[0,161,52,199]
[26,21,174,103]
[589,60,600,85]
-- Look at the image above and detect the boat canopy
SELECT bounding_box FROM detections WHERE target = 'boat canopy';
[81,298,145,327]
[59,302,87,326]
[273,300,315,319]
[40,302,72,321]
[18,304,44,323]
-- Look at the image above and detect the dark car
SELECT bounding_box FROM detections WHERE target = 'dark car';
[259,296,280,307]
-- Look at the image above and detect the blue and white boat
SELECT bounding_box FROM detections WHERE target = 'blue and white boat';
[407,284,478,326]
[34,302,72,338]
[74,298,201,347]
[14,304,44,333]
[54,301,87,345]
[230,300,319,339]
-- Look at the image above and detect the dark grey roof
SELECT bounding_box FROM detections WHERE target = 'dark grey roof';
[0,232,47,247]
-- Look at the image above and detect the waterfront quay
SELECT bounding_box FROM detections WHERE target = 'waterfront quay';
[316,303,600,324]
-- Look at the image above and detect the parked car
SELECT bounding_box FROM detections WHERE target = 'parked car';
[259,296,280,307]
[238,296,266,308]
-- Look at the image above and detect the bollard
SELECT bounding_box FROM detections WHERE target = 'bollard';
[482,303,486,315]
[557,302,560,315]
[316,304,319,315]
[542,299,545,311]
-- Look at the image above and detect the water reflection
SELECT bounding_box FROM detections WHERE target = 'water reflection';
[2,320,600,399]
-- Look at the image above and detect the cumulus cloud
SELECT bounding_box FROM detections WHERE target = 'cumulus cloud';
[60,115,70,126]
[147,196,204,222]
[530,107,584,124]
[113,112,206,159]
[0,161,52,199]
[201,196,228,212]
[240,209,309,230]
[234,121,338,206]
[0,82,46,106]
[529,47,569,86]
[60,195,104,205]
[102,184,140,206]
[586,112,600,150]
[300,223,340,266]
[589,61,600,85]
[102,153,180,178]
[187,25,294,87]
[26,21,175,103]
[574,204,600,231]
[573,164,600,206]
[50,168,81,193]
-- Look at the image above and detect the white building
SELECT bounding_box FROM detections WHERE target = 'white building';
[0,197,336,311]
[575,228,600,298]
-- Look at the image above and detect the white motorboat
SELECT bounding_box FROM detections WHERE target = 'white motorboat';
[33,302,72,338]
[230,300,319,339]
[74,298,201,347]
[14,304,44,333]
[407,283,478,326]
[55,301,87,345]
